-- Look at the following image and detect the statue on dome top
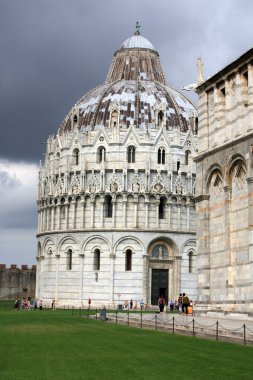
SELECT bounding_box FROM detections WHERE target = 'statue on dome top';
[134,21,141,35]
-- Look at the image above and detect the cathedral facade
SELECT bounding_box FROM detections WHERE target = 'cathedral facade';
[36,30,198,307]
[195,48,253,317]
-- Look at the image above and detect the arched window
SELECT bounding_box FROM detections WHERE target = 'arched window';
[189,251,194,273]
[104,195,112,218]
[110,110,119,128]
[97,147,106,163]
[158,111,164,127]
[125,249,132,271]
[94,249,100,270]
[158,148,165,164]
[185,150,191,165]
[73,114,78,125]
[127,146,136,163]
[67,249,72,270]
[159,197,166,219]
[73,149,79,165]
[177,160,180,172]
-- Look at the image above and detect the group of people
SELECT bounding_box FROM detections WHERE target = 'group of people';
[14,297,43,311]
[158,293,193,315]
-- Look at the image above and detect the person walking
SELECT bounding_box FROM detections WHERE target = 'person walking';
[182,293,190,315]
[158,295,165,313]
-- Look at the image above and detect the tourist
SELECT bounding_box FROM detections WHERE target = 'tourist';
[130,299,133,309]
[182,293,190,315]
[51,299,56,310]
[33,299,38,310]
[88,297,91,309]
[14,298,20,310]
[169,299,174,312]
[140,299,144,310]
[39,299,43,310]
[158,295,165,313]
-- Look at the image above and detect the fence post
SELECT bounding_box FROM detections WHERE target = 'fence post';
[155,315,157,331]
[216,321,219,341]
[192,319,195,337]
[141,311,143,328]
[79,307,81,318]
[172,316,175,334]
[128,309,129,326]
[96,309,97,320]
[87,308,90,319]
[243,324,246,346]
[116,309,118,324]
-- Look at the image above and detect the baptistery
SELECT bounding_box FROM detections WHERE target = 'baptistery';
[36,27,198,307]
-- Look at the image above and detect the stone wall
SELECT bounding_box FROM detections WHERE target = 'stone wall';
[0,265,36,300]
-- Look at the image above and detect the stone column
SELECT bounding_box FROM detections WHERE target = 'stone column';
[177,200,181,230]
[51,206,54,231]
[167,200,171,229]
[224,78,232,142]
[142,254,149,303]
[223,186,232,266]
[64,204,68,229]
[123,197,127,228]
[79,253,85,307]
[100,199,104,228]
[247,177,253,262]
[90,198,95,228]
[134,197,138,227]
[81,198,85,229]
[156,200,159,228]
[145,198,149,228]
[35,256,41,299]
[109,254,116,304]
[186,200,190,230]
[57,205,61,230]
[112,198,116,228]
[195,194,211,303]
[39,255,45,299]
[235,71,243,138]
[247,63,253,132]
[55,254,60,304]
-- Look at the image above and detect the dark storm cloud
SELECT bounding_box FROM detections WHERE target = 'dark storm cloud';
[1,0,253,163]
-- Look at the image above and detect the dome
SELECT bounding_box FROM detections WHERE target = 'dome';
[120,35,154,50]
[59,31,196,134]
[60,80,195,134]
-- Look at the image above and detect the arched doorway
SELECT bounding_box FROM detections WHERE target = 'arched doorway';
[147,239,178,305]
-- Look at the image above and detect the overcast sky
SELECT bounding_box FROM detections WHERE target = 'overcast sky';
[0,0,252,266]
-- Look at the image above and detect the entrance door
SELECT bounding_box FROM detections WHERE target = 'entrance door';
[151,269,168,305]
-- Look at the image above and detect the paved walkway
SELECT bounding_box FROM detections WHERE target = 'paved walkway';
[104,311,253,345]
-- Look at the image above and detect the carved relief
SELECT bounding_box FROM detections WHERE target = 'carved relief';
[87,174,99,193]
[105,173,122,192]
[128,171,145,193]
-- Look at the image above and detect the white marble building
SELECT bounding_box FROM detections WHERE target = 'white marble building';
[36,28,198,307]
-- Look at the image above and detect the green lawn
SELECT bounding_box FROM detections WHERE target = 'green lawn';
[0,308,252,380]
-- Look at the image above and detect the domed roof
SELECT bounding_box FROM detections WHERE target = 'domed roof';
[59,28,196,135]
[121,35,154,50]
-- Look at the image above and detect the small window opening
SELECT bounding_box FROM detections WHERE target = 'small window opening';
[158,111,164,127]
[159,197,165,219]
[177,160,180,172]
[125,249,132,271]
[189,251,194,273]
[185,150,191,165]
[67,249,73,270]
[158,148,165,164]
[104,195,112,218]
[73,149,79,165]
[98,147,106,163]
[94,249,100,271]
[127,146,136,163]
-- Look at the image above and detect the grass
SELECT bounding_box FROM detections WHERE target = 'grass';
[0,308,252,380]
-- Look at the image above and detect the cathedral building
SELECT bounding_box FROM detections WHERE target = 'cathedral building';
[36,27,198,307]
[195,48,253,317]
